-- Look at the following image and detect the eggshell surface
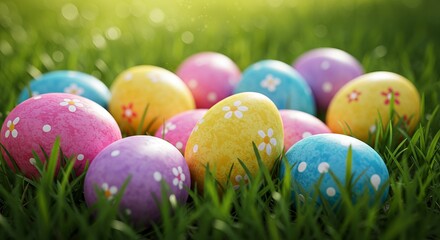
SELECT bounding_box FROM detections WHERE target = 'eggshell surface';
[185,92,284,192]
[234,60,316,115]
[176,52,241,108]
[84,136,190,227]
[18,70,111,108]
[109,65,195,135]
[0,93,122,178]
[279,134,389,206]
[326,71,420,141]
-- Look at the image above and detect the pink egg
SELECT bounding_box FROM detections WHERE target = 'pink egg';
[0,93,122,178]
[280,110,331,152]
[176,52,241,108]
[154,109,207,154]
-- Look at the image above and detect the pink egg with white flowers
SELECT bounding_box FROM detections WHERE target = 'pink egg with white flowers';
[0,93,122,178]
[280,110,331,152]
[155,109,207,154]
[176,52,241,108]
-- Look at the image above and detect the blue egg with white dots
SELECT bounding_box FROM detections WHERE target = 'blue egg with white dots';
[234,60,316,115]
[279,133,389,206]
[18,70,111,108]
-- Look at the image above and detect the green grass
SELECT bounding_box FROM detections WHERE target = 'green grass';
[1,0,440,239]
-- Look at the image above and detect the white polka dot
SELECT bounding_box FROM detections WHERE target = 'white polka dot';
[42,124,51,133]
[320,60,330,70]
[207,92,217,102]
[125,209,132,215]
[369,125,377,133]
[33,96,42,100]
[302,132,312,139]
[29,158,36,165]
[77,154,84,161]
[298,162,307,172]
[187,79,198,89]
[124,73,132,81]
[193,144,198,153]
[318,162,330,173]
[175,141,183,149]
[111,150,120,157]
[153,171,162,182]
[370,174,381,191]
[322,82,333,93]
[326,187,336,197]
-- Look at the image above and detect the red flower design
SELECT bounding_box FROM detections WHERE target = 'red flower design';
[122,103,137,122]
[381,88,400,105]
[402,114,411,126]
[347,90,361,103]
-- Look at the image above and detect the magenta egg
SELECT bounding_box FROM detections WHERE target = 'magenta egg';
[176,52,241,108]
[280,110,331,152]
[155,109,207,154]
[0,93,122,178]
[84,136,190,227]
[293,48,364,112]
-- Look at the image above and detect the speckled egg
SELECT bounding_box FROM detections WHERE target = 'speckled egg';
[0,93,122,178]
[280,110,331,152]
[326,71,421,142]
[279,134,389,206]
[18,70,111,108]
[154,109,207,154]
[109,66,195,135]
[84,136,190,227]
[185,92,284,192]
[234,60,316,115]
[176,52,241,109]
[293,48,364,112]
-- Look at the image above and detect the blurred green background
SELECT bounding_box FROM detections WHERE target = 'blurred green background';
[0,0,439,120]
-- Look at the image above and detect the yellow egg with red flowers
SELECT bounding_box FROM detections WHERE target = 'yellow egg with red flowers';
[109,66,195,135]
[326,71,420,142]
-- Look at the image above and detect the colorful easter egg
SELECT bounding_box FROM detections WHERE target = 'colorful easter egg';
[293,48,364,112]
[185,92,284,192]
[108,65,195,135]
[84,136,190,227]
[234,60,316,115]
[279,134,389,206]
[0,93,122,178]
[155,109,207,154]
[326,71,421,142]
[18,70,111,108]
[176,52,241,108]
[280,110,331,152]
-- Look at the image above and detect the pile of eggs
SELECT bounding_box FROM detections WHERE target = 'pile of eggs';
[0,48,421,226]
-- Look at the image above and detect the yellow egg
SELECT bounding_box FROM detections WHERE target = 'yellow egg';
[185,92,284,192]
[109,66,195,134]
[326,71,420,142]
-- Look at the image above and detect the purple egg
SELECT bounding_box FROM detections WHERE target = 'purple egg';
[84,136,190,227]
[293,48,364,112]
[155,109,207,154]
[280,110,331,152]
[176,52,241,108]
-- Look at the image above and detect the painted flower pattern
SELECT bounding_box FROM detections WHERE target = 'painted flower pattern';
[101,183,118,200]
[164,122,176,134]
[172,166,186,190]
[347,90,361,103]
[60,98,83,112]
[222,101,248,119]
[258,128,277,155]
[64,83,84,95]
[381,87,400,105]
[233,174,249,189]
[122,103,137,122]
[260,74,281,92]
[5,117,20,138]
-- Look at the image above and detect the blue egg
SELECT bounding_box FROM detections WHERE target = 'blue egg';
[279,133,389,206]
[18,70,111,108]
[234,60,316,115]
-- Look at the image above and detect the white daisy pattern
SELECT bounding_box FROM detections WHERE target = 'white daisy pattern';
[172,166,186,190]
[101,183,118,200]
[5,117,20,138]
[260,74,281,92]
[222,101,248,119]
[60,98,84,112]
[64,83,84,95]
[257,128,277,155]
[233,174,249,189]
